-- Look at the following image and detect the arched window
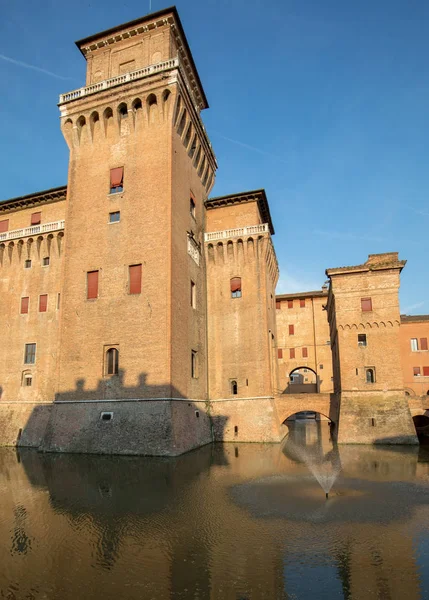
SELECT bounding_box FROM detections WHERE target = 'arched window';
[366,368,375,384]
[22,370,32,387]
[231,277,242,298]
[106,348,119,375]
[231,380,238,395]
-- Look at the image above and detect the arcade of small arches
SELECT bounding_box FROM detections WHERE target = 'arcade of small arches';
[0,232,64,268]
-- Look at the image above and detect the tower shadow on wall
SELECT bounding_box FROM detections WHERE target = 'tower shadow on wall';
[18,370,230,457]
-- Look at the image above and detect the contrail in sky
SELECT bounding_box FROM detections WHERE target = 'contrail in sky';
[0,54,74,81]
[211,130,290,165]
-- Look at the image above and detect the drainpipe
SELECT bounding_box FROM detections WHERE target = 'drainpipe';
[311,297,319,393]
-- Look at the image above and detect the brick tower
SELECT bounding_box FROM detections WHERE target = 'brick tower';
[43,8,217,455]
[326,253,417,444]
[204,190,281,442]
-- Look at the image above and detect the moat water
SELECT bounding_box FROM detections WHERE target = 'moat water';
[2,421,429,599]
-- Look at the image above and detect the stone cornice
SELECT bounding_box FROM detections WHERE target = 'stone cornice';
[75,7,208,111]
[0,186,67,214]
[205,189,275,235]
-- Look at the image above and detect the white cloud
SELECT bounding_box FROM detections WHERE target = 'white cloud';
[276,273,323,295]
[402,301,425,314]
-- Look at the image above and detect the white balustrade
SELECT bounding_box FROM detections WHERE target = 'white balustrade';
[204,223,269,242]
[0,220,65,242]
[59,58,179,104]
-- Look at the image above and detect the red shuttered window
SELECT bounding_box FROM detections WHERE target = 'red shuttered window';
[423,367,429,376]
[278,348,283,359]
[31,212,41,225]
[289,325,294,335]
[289,348,295,359]
[361,297,372,312]
[300,299,305,308]
[110,167,124,193]
[230,277,242,298]
[288,300,293,309]
[87,271,99,299]
[414,367,421,376]
[302,347,308,358]
[421,338,428,351]
[21,297,29,314]
[276,301,281,310]
[0,219,9,233]
[129,264,142,295]
[39,294,48,312]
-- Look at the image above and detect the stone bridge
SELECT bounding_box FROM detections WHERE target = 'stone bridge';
[274,393,339,424]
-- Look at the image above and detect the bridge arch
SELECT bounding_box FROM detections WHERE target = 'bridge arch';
[284,366,319,394]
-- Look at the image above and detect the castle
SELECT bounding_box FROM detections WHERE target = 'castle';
[0,7,427,454]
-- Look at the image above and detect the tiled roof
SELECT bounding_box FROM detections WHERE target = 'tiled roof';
[0,186,67,213]
[276,290,328,300]
[401,315,429,323]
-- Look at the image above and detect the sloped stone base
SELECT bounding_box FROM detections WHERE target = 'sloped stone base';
[337,392,418,445]
[0,403,52,448]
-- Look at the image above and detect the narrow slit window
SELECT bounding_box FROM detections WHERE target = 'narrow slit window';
[106,348,119,375]
[190,196,196,218]
[230,277,242,298]
[231,380,238,395]
[190,280,196,308]
[39,294,48,313]
[361,297,372,312]
[289,324,294,335]
[24,343,36,365]
[20,297,29,314]
[110,167,124,193]
[191,350,198,378]
[87,270,99,299]
[129,264,142,294]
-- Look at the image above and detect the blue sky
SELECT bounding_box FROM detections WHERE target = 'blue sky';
[1,0,428,312]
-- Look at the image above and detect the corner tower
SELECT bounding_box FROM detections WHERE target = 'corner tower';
[326,253,417,444]
[45,8,217,456]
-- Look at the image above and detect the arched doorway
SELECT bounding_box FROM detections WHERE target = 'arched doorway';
[284,366,319,394]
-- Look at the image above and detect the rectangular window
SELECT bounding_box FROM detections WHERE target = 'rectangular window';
[300,299,305,308]
[289,324,294,335]
[20,297,29,314]
[39,294,48,312]
[278,348,283,359]
[414,367,421,376]
[129,264,142,294]
[191,350,198,378]
[42,256,50,266]
[31,212,41,225]
[411,338,419,352]
[231,277,242,298]
[290,348,295,359]
[421,338,428,351]
[109,211,120,223]
[288,300,293,309]
[276,301,281,310]
[424,367,429,377]
[110,167,124,193]
[190,196,196,218]
[361,297,372,312]
[24,343,36,364]
[191,280,196,308]
[0,219,9,233]
[23,374,32,387]
[87,270,99,299]
[24,259,31,269]
[358,333,367,347]
[57,293,61,310]
[302,347,308,358]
